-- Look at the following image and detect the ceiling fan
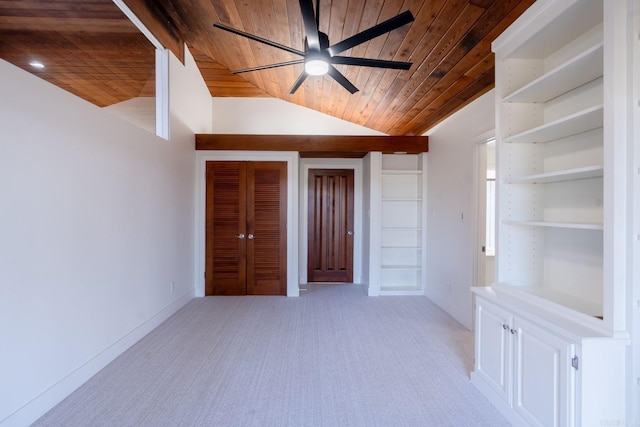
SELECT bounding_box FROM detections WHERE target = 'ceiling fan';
[213,0,414,94]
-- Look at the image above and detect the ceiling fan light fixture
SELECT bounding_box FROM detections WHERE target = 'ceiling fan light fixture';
[214,2,415,94]
[305,54,329,76]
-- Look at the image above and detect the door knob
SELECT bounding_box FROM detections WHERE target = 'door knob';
[236,233,245,239]
[347,230,353,236]
[248,234,254,239]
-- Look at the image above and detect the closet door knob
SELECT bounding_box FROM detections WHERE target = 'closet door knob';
[236,234,245,239]
[248,234,254,239]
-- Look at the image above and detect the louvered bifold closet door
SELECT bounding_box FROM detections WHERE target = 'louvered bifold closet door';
[205,162,247,295]
[205,161,287,296]
[246,162,287,295]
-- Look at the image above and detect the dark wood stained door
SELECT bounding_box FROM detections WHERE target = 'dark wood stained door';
[205,162,246,295]
[205,161,287,296]
[307,169,354,283]
[246,162,287,295]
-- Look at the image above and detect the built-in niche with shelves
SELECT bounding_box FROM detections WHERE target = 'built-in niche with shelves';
[379,154,426,294]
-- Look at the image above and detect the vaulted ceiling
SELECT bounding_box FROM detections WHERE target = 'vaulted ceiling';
[0,0,535,136]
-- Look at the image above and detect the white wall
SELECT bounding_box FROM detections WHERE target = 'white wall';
[212,97,385,135]
[425,90,496,329]
[103,97,156,134]
[0,47,209,426]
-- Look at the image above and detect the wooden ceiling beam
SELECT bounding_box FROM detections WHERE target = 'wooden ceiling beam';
[195,134,428,156]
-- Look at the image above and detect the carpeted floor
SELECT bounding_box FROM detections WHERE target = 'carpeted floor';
[33,284,510,426]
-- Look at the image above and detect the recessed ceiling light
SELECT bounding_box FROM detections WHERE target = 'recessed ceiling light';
[29,61,45,69]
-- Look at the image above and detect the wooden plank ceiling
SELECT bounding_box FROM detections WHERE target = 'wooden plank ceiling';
[0,0,535,136]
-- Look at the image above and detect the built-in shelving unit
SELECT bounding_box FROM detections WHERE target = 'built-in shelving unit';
[495,0,607,326]
[379,154,426,295]
[471,1,632,424]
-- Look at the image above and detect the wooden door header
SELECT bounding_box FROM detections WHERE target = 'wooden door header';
[195,134,428,158]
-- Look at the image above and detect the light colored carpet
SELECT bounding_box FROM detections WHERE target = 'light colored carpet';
[33,284,509,426]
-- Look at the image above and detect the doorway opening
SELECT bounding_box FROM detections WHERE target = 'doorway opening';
[474,138,496,287]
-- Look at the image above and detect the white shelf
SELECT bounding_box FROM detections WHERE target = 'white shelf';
[381,265,421,270]
[502,219,603,230]
[493,284,603,319]
[381,226,422,231]
[503,43,603,103]
[503,105,603,144]
[379,286,423,295]
[382,170,423,175]
[504,165,603,184]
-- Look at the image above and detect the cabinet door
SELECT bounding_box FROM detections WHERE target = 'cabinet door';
[512,317,574,427]
[475,298,512,403]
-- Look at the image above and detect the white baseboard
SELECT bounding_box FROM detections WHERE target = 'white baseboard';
[1,289,195,427]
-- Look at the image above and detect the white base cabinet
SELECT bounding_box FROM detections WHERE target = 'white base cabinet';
[472,289,627,427]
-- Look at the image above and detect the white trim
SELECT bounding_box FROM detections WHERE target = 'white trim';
[299,158,363,285]
[155,49,170,140]
[194,151,300,297]
[629,0,640,421]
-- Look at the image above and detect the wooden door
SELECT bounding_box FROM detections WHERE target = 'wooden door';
[205,161,287,296]
[246,162,287,295]
[205,162,247,295]
[307,169,354,282]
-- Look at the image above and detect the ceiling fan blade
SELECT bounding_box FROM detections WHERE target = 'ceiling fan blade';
[299,0,320,50]
[328,10,414,56]
[327,66,359,94]
[288,71,309,94]
[214,23,305,57]
[331,56,412,70]
[231,59,305,74]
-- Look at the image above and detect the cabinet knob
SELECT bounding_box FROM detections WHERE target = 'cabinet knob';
[510,328,518,335]
[502,324,509,330]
